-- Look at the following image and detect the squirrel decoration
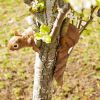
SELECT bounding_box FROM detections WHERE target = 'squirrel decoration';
[8,19,80,86]
[54,19,80,86]
[8,27,39,53]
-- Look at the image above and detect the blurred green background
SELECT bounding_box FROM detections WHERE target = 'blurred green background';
[0,0,100,100]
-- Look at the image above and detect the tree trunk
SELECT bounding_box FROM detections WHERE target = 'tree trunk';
[33,7,70,100]
[24,0,69,100]
[33,43,57,100]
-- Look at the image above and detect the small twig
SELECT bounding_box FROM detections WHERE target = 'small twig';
[76,16,79,28]
[72,10,75,25]
[80,6,97,34]
[78,8,84,29]
[50,4,70,42]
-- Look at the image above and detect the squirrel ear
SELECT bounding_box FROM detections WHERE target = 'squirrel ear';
[14,31,21,36]
[17,37,22,43]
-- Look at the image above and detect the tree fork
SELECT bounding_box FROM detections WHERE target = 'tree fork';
[33,4,70,100]
[23,0,70,99]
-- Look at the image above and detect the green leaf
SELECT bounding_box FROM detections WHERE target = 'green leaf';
[42,35,51,43]
[96,0,100,6]
[34,32,42,40]
[37,2,45,11]
[40,24,50,34]
[80,13,84,17]
[34,24,51,43]
[31,2,45,13]
[32,7,38,13]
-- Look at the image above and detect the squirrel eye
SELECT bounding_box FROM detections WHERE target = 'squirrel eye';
[13,44,19,49]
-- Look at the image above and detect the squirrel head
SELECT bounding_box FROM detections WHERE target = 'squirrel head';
[8,29,40,52]
[8,36,25,51]
[8,31,30,51]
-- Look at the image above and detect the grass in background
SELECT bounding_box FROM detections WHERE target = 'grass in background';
[0,0,100,100]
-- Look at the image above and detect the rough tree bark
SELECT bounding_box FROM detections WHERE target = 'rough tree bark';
[24,0,70,100]
[33,4,70,100]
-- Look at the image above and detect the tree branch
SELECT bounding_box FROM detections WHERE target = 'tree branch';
[80,6,97,34]
[50,4,70,42]
[45,0,57,26]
